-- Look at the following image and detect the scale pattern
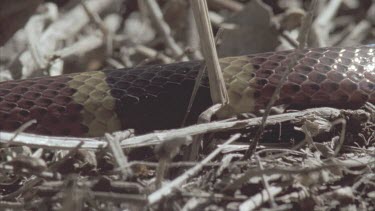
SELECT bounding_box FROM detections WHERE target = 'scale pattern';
[218,45,375,116]
[0,45,373,137]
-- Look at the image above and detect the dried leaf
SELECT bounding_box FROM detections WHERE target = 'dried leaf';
[217,0,280,57]
[278,8,305,31]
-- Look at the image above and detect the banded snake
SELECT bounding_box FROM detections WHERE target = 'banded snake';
[0,45,374,137]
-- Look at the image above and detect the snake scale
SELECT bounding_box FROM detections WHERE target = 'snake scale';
[0,45,374,137]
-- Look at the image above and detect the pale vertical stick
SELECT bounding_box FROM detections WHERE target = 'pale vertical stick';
[190,0,228,105]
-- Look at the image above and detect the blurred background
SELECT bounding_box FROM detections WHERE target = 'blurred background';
[0,0,374,79]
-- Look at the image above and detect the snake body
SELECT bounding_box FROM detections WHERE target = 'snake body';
[0,46,374,137]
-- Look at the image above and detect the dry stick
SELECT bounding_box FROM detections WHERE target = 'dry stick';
[191,0,228,105]
[4,119,37,163]
[105,133,132,179]
[207,0,244,12]
[61,178,82,211]
[225,156,374,191]
[117,159,253,171]
[181,27,225,138]
[86,191,147,204]
[301,116,346,158]
[186,0,229,161]
[185,104,222,161]
[20,0,113,78]
[147,134,240,205]
[0,107,342,150]
[216,154,244,176]
[9,119,36,143]
[181,64,207,127]
[338,19,371,47]
[133,45,173,64]
[80,1,113,55]
[36,180,144,195]
[154,159,167,189]
[302,123,324,155]
[182,28,225,127]
[106,57,125,69]
[24,3,58,72]
[209,11,237,29]
[331,119,346,156]
[181,192,248,201]
[0,132,105,149]
[143,0,187,61]
[313,0,341,47]
[181,197,209,211]
[186,5,203,60]
[0,200,43,210]
[243,0,318,159]
[280,31,299,48]
[255,155,277,208]
[54,34,103,59]
[276,185,309,204]
[154,137,190,189]
[239,186,283,211]
[330,22,354,46]
[299,0,319,48]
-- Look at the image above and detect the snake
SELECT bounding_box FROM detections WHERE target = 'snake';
[0,45,374,137]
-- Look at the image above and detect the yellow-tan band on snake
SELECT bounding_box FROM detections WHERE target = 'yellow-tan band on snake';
[68,71,121,136]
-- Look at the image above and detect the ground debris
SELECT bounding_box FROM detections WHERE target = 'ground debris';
[0,0,374,210]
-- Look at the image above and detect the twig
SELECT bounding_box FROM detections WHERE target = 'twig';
[106,57,125,68]
[54,34,103,59]
[186,0,229,161]
[186,5,203,60]
[190,0,228,105]
[209,11,237,30]
[87,191,147,203]
[225,156,375,191]
[207,0,244,12]
[181,27,224,127]
[9,119,36,143]
[184,103,223,161]
[154,137,189,189]
[80,1,113,55]
[243,0,318,159]
[105,133,132,179]
[36,179,144,195]
[331,118,346,156]
[255,155,277,208]
[20,0,113,78]
[23,3,58,74]
[181,197,209,211]
[279,31,299,48]
[0,107,342,150]
[116,160,253,172]
[133,44,174,64]
[298,0,318,48]
[143,0,186,60]
[239,186,283,211]
[313,0,342,47]
[181,63,207,127]
[148,134,240,205]
[338,20,371,47]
